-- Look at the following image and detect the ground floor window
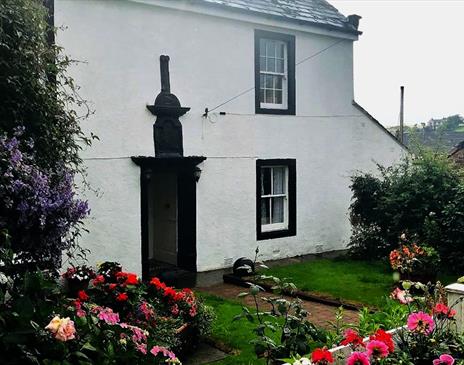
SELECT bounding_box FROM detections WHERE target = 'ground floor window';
[256,159,296,240]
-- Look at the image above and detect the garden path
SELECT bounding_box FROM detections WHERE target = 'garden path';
[197,283,359,329]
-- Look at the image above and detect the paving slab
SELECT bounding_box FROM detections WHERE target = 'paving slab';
[182,342,229,365]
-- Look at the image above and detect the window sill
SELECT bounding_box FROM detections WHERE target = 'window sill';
[257,227,296,241]
[255,107,295,115]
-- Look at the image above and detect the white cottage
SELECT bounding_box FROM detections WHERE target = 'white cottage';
[55,0,405,280]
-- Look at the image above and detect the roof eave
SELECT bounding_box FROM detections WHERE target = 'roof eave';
[198,1,362,36]
[352,101,408,151]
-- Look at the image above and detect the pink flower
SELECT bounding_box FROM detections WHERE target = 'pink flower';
[433,354,455,365]
[189,305,197,317]
[366,340,389,358]
[390,287,413,304]
[171,304,179,316]
[45,316,76,342]
[347,352,370,365]
[55,318,76,341]
[150,345,176,359]
[136,343,147,354]
[407,311,435,334]
[97,307,120,325]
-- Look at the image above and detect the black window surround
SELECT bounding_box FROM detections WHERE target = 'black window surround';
[255,30,296,115]
[256,159,296,240]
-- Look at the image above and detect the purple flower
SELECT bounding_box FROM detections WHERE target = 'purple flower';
[0,132,89,267]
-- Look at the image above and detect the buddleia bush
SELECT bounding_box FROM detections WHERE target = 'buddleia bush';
[0,0,94,271]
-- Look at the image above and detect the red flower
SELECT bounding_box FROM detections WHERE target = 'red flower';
[341,329,364,347]
[78,290,89,302]
[93,275,105,286]
[434,303,456,318]
[109,283,117,290]
[163,286,177,298]
[150,277,166,290]
[173,291,185,302]
[125,273,139,285]
[311,348,334,364]
[370,329,394,353]
[116,293,128,302]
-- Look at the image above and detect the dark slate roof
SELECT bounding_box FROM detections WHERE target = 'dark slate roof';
[193,0,359,35]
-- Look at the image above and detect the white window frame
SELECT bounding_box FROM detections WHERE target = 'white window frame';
[260,166,289,232]
[259,39,288,110]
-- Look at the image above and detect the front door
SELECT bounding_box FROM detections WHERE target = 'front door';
[149,172,177,265]
[134,156,204,280]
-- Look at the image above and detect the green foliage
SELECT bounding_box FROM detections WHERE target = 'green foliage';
[349,150,464,271]
[235,275,325,364]
[199,293,269,364]
[0,0,94,172]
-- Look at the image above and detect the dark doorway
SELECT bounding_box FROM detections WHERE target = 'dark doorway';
[132,156,205,282]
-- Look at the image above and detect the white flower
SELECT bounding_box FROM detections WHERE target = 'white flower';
[0,272,8,285]
[300,358,312,365]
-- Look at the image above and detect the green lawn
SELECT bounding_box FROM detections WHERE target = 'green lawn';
[266,257,457,307]
[199,293,266,365]
[266,258,393,307]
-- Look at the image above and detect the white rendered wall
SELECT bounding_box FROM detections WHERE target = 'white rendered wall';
[56,0,406,273]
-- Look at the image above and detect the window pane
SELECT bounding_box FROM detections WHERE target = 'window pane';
[272,197,284,223]
[267,57,276,72]
[261,198,271,225]
[260,39,266,56]
[275,76,283,90]
[265,89,274,104]
[260,89,265,103]
[265,75,273,89]
[266,41,276,57]
[260,74,265,88]
[276,58,284,73]
[260,56,266,71]
[275,90,282,104]
[261,168,271,195]
[277,43,285,58]
[273,167,285,194]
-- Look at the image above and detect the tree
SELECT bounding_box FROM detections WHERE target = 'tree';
[0,0,93,172]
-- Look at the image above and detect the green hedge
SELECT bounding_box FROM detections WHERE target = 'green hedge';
[349,150,464,271]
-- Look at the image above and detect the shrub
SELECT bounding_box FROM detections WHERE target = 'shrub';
[0,132,89,271]
[349,150,464,271]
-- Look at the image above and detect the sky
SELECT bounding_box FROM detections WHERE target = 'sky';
[330,0,464,127]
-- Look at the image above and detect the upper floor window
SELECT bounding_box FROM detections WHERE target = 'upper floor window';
[255,30,295,115]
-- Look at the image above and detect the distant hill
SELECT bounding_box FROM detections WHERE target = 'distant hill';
[388,115,464,150]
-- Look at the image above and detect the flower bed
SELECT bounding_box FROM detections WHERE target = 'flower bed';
[283,281,464,365]
[0,261,214,364]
